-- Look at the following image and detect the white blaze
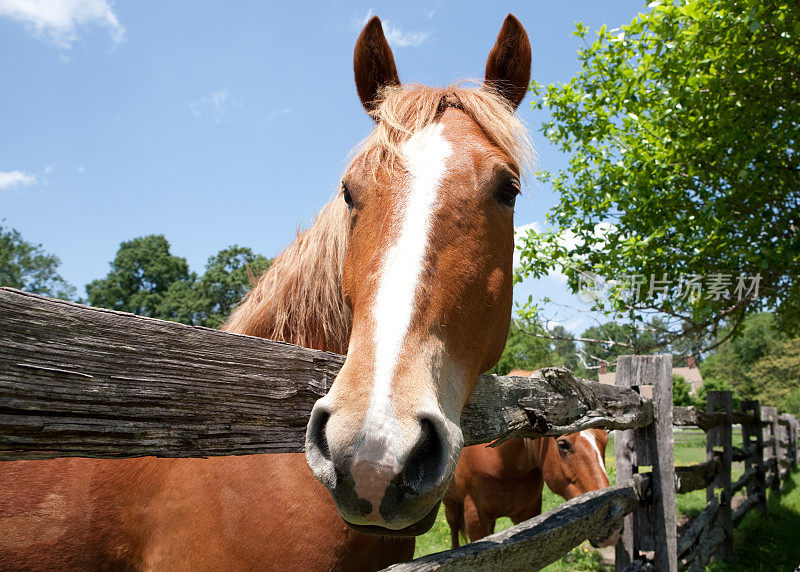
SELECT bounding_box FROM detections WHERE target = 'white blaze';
[580,430,608,477]
[360,123,452,471]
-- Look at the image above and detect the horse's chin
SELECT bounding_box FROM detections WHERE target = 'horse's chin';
[342,502,440,537]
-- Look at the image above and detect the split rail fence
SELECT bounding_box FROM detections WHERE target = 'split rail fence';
[0,288,797,571]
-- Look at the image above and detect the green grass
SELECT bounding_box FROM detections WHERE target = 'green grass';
[413,429,757,571]
[709,469,800,572]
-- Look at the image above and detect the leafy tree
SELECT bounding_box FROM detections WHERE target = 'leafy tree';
[672,374,696,407]
[490,319,588,377]
[579,321,662,371]
[193,246,271,328]
[0,222,75,300]
[86,235,194,318]
[87,236,271,328]
[696,377,739,411]
[520,0,800,349]
[490,320,555,375]
[745,337,800,415]
[700,312,785,391]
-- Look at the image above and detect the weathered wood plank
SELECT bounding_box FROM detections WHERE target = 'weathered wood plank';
[705,391,733,561]
[677,497,720,571]
[618,355,677,572]
[675,455,721,494]
[687,525,724,572]
[614,359,640,571]
[740,400,767,515]
[464,367,654,446]
[381,477,647,572]
[731,467,757,495]
[0,288,652,459]
[732,494,758,527]
[763,406,781,496]
[731,443,757,463]
[673,407,755,431]
[673,407,725,431]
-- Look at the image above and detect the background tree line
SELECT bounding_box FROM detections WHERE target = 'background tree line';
[0,222,270,329]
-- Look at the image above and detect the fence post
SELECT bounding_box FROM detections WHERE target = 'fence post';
[769,407,781,496]
[761,406,779,497]
[615,373,637,571]
[706,391,733,562]
[778,413,793,486]
[614,354,677,571]
[741,400,766,515]
[787,414,797,470]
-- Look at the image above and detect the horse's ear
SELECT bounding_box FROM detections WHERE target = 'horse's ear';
[484,14,531,110]
[354,16,401,114]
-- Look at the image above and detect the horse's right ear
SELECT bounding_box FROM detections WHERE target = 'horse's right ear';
[354,16,400,114]
[484,14,531,110]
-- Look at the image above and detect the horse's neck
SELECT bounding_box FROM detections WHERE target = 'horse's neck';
[495,438,542,476]
[522,437,547,470]
[224,199,352,354]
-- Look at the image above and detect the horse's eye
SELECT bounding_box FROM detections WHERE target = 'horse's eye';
[342,183,353,208]
[496,178,520,207]
[557,440,571,454]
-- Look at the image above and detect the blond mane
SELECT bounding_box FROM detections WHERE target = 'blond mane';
[224,84,533,353]
[358,83,533,177]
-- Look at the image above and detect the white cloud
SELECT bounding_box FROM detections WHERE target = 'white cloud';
[356,9,429,48]
[382,21,429,48]
[44,163,56,174]
[0,170,37,190]
[0,0,126,50]
[190,89,241,124]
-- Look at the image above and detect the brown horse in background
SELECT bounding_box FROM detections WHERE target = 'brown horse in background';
[444,370,619,549]
[0,14,533,572]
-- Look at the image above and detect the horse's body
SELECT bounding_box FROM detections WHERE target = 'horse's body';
[0,15,534,571]
[443,370,617,549]
[0,455,412,570]
[443,432,612,548]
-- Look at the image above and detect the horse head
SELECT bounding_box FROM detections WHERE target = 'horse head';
[305,14,531,535]
[540,429,621,547]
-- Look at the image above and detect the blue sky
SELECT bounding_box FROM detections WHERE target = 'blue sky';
[0,0,647,334]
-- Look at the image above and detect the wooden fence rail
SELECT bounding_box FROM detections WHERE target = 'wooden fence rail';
[0,288,797,571]
[0,288,650,460]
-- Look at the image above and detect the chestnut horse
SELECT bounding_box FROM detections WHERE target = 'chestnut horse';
[0,14,533,572]
[444,370,618,549]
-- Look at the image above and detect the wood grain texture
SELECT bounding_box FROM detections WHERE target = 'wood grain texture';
[677,497,720,572]
[673,407,754,430]
[617,355,677,571]
[380,477,647,572]
[0,288,652,459]
[730,443,757,463]
[730,467,756,495]
[731,495,758,527]
[675,455,721,494]
[705,391,733,561]
[463,367,654,447]
[740,400,767,515]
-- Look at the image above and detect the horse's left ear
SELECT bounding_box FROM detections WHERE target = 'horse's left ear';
[484,14,531,110]
[354,16,401,114]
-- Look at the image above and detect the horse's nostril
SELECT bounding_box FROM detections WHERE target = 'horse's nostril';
[305,405,336,489]
[402,417,447,493]
[307,408,331,461]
